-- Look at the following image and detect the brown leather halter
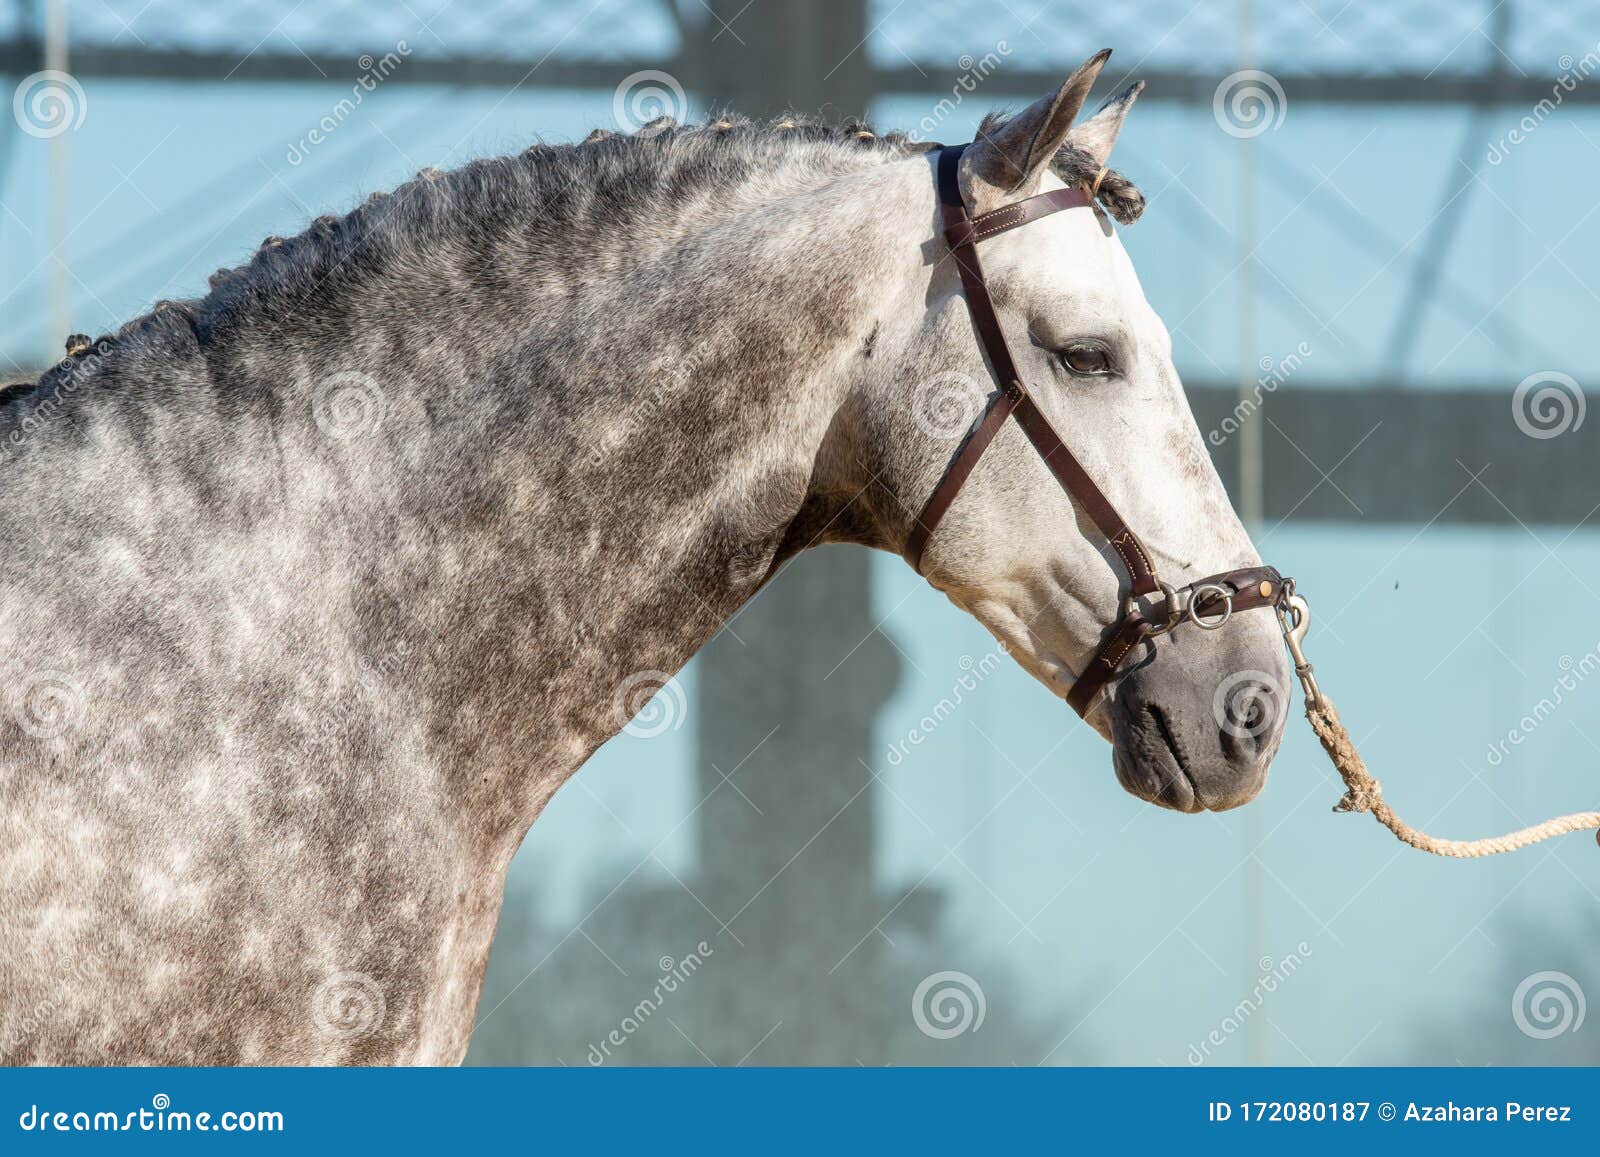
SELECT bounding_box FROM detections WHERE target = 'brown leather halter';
[907,144,1288,718]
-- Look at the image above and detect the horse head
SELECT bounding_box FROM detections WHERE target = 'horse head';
[844,52,1291,812]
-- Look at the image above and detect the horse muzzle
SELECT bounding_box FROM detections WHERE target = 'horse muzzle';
[1102,618,1289,813]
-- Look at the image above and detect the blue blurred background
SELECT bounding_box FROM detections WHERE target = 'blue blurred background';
[4,0,1598,1065]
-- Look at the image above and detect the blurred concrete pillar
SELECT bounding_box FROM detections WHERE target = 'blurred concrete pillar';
[677,0,872,120]
[693,548,900,1062]
[677,0,900,1064]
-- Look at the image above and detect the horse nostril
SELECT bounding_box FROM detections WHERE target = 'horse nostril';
[1217,679,1277,765]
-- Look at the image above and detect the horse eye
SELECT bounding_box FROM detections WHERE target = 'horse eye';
[1059,344,1112,376]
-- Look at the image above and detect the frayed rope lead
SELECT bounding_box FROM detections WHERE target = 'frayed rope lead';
[1305,694,1600,858]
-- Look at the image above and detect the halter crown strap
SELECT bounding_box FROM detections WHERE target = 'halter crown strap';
[906,145,1160,598]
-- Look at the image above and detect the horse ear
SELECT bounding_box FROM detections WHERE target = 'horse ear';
[1065,80,1143,167]
[961,49,1110,214]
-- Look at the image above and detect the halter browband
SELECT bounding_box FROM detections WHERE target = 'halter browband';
[908,144,1285,717]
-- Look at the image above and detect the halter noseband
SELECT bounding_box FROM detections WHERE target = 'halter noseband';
[907,143,1287,718]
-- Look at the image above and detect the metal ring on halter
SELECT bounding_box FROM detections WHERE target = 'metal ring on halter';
[1187,583,1233,630]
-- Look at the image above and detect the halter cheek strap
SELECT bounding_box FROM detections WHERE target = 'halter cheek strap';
[905,146,1157,594]
[906,143,1288,718]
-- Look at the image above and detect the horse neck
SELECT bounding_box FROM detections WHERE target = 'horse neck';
[240,148,929,779]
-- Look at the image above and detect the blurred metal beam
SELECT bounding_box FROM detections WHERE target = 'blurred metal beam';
[6,350,1588,525]
[5,43,1595,106]
[1189,383,1600,525]
[0,42,636,86]
[874,65,1589,107]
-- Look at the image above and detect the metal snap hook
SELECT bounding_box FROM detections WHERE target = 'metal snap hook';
[1276,592,1321,706]
[1187,583,1233,630]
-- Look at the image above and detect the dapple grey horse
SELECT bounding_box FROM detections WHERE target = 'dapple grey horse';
[0,50,1288,1064]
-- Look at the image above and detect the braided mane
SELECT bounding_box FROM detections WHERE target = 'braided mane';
[1,112,1144,410]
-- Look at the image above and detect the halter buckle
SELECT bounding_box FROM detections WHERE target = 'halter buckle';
[1132,580,1235,637]
[1130,580,1183,637]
